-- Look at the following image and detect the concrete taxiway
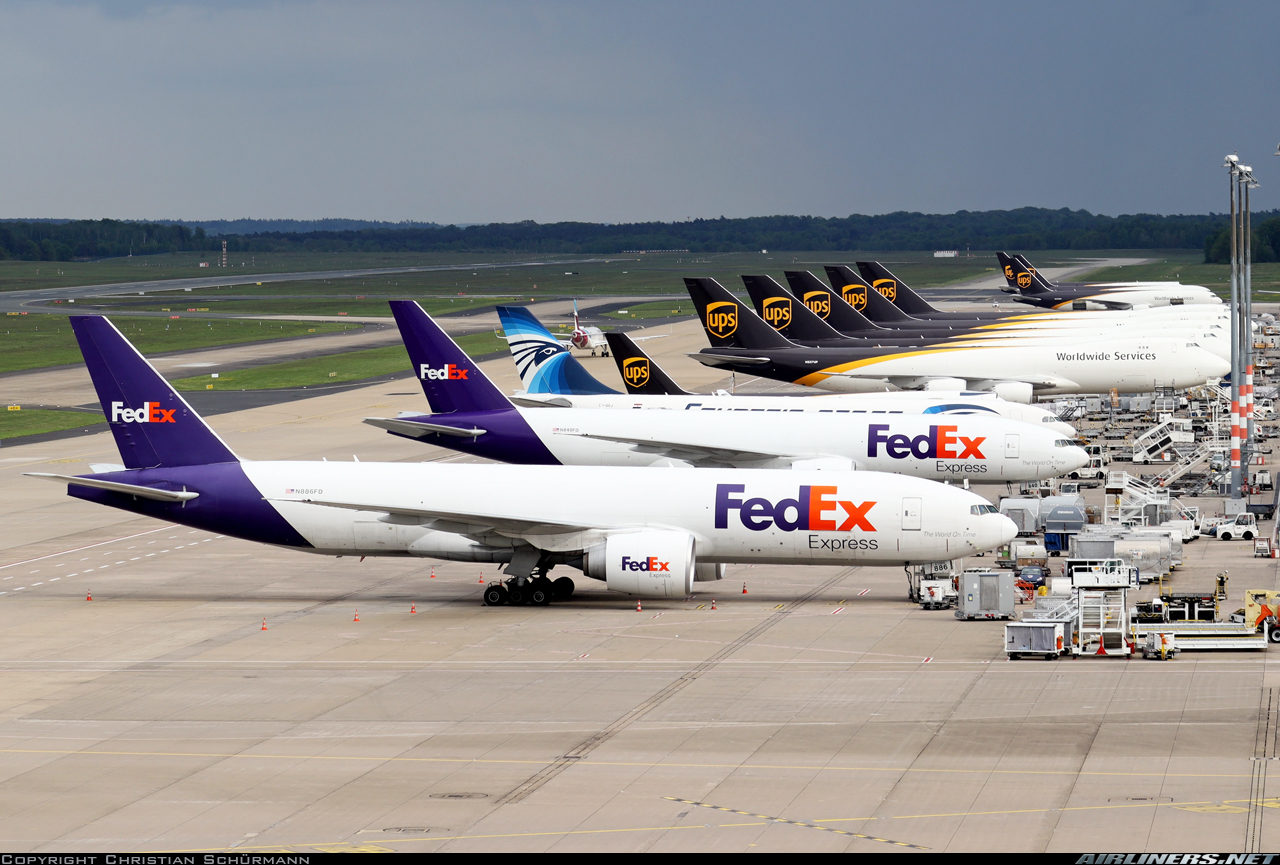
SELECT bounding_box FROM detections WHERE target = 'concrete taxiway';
[0,317,1276,854]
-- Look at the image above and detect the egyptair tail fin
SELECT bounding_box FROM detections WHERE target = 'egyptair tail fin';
[494,305,618,395]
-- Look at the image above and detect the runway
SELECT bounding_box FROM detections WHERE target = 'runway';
[0,316,1277,853]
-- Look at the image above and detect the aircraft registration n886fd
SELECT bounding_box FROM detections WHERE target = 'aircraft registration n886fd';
[28,315,1018,603]
[365,302,1089,482]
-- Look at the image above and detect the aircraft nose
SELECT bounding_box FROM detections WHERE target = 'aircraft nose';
[1203,350,1231,379]
[994,513,1018,548]
[1064,445,1089,471]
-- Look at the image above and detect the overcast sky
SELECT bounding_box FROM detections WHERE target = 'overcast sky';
[1,0,1277,223]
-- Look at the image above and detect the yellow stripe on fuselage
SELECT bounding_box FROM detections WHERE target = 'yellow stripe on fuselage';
[794,346,977,386]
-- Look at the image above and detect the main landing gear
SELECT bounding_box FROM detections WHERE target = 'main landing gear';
[483,572,575,606]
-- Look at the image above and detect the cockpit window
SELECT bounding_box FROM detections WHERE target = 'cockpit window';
[970,504,999,515]
[1054,439,1075,448]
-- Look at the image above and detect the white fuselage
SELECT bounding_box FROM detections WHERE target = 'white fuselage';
[246,462,1017,565]
[513,390,1076,436]
[801,337,1228,395]
[409,406,1088,481]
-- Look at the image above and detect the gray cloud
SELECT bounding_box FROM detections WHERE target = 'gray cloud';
[1,0,1276,222]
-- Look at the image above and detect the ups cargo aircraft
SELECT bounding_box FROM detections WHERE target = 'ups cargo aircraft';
[29,316,1017,604]
[745,273,1231,360]
[995,253,1219,310]
[685,278,1229,398]
[490,305,1075,433]
[366,301,1087,481]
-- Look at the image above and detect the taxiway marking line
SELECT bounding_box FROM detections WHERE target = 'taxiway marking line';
[0,526,171,570]
[0,747,1253,779]
[664,797,927,848]
[144,796,1247,854]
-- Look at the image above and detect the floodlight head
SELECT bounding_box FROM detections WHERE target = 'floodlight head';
[1226,153,1240,164]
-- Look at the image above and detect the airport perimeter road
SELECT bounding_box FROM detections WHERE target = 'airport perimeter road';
[0,258,608,314]
[0,332,1278,853]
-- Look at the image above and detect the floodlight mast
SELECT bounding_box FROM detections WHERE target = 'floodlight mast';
[1243,167,1260,472]
[1227,156,1241,498]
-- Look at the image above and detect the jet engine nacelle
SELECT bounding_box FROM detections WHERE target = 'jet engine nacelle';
[695,562,725,582]
[990,381,1034,404]
[923,377,968,391]
[583,530,696,597]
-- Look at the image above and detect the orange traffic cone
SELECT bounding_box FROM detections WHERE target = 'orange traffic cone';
[354,609,360,623]
[410,602,417,614]
[636,600,642,612]
[711,598,717,610]
[430,567,436,579]
[86,589,92,601]
[478,570,485,584]
[261,618,267,631]
[742,582,748,594]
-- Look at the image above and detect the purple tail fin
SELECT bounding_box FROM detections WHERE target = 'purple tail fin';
[70,316,239,469]
[388,300,512,414]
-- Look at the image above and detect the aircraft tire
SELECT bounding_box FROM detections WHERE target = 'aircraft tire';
[531,589,550,605]
[508,588,527,605]
[484,586,508,606]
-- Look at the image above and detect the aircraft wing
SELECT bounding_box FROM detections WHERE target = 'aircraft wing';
[363,417,487,438]
[558,431,786,464]
[270,496,596,536]
[26,472,200,502]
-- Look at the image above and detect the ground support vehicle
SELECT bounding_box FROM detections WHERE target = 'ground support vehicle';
[1005,621,1065,660]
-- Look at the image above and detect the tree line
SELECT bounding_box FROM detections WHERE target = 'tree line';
[3,209,1279,261]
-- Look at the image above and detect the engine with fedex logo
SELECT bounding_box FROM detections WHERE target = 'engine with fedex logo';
[583,530,697,597]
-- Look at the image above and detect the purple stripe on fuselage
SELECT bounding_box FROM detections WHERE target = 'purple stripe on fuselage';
[392,409,562,465]
[66,462,313,549]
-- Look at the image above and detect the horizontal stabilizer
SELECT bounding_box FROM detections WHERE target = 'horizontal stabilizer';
[363,417,487,438]
[25,472,200,502]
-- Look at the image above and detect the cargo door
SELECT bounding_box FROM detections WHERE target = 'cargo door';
[980,574,998,611]
[1004,434,1020,459]
[902,497,922,531]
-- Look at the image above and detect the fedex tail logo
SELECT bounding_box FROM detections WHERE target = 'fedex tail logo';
[621,556,670,572]
[868,424,985,460]
[111,401,175,424]
[419,363,469,381]
[716,484,876,533]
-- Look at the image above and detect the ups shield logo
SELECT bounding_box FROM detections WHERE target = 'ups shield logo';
[1003,264,1014,279]
[803,290,831,319]
[873,279,897,302]
[705,301,738,338]
[842,284,867,310]
[622,356,650,388]
[762,296,792,329]
[1016,271,1032,289]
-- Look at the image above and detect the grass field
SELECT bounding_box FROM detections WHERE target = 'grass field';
[81,295,518,318]
[169,331,507,391]
[0,315,360,374]
[0,251,560,294]
[0,408,104,440]
[602,300,698,319]
[1074,252,1280,297]
[3,249,1045,298]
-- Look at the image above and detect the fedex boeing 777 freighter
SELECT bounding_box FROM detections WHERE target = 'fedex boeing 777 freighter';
[28,316,1016,606]
[369,302,1088,481]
